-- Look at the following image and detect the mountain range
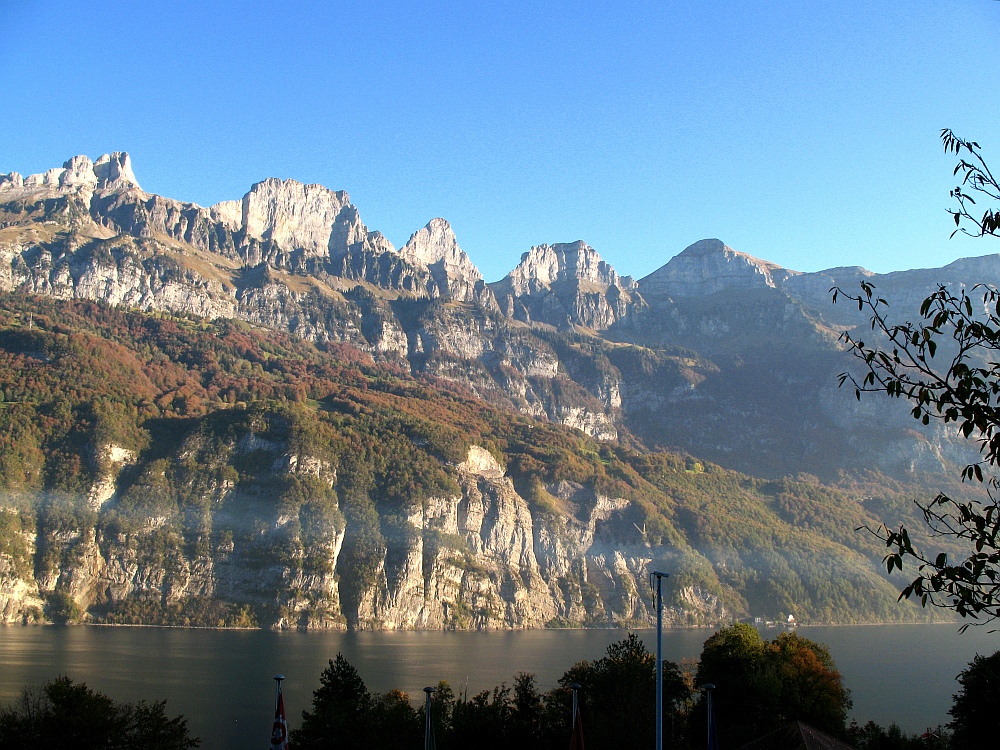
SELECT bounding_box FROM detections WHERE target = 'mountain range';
[0,152,990,629]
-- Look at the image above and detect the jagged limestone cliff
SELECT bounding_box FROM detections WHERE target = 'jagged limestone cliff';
[1,152,994,486]
[491,241,646,330]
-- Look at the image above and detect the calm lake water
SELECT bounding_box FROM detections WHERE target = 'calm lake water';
[0,623,996,749]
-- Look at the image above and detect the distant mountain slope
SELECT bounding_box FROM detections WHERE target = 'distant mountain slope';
[0,296,939,628]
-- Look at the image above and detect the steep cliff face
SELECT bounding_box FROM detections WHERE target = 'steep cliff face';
[347,448,685,628]
[0,508,43,623]
[491,241,646,330]
[0,436,728,629]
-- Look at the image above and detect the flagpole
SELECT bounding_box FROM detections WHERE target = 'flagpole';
[270,674,288,750]
[570,682,580,725]
[274,674,284,712]
[569,683,582,750]
[652,570,669,750]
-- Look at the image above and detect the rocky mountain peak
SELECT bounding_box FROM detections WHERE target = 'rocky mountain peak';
[210,178,356,259]
[401,218,478,275]
[489,241,643,330]
[93,152,140,191]
[399,218,484,301]
[640,238,796,298]
[500,241,633,295]
[0,151,141,198]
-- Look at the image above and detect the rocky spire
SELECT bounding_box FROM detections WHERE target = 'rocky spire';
[93,152,140,191]
[399,218,484,302]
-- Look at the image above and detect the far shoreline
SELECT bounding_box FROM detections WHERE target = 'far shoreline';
[0,617,957,633]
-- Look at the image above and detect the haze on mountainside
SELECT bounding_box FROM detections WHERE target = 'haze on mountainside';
[0,151,993,630]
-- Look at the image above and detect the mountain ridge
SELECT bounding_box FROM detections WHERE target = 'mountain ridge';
[3,150,998,483]
[8,151,990,291]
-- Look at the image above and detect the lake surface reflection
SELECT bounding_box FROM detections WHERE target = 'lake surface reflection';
[0,623,996,749]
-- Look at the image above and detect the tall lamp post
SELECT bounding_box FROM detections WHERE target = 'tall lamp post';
[705,683,718,750]
[423,686,436,750]
[652,569,669,750]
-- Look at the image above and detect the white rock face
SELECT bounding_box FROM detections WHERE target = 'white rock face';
[59,155,99,191]
[640,238,796,298]
[327,204,396,258]
[458,446,505,478]
[93,152,140,191]
[214,178,353,259]
[400,218,484,301]
[491,240,644,330]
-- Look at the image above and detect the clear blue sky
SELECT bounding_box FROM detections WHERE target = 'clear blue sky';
[2,1,999,282]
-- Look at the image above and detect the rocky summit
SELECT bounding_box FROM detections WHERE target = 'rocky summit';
[0,151,994,629]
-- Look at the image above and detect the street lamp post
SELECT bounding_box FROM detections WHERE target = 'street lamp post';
[423,686,435,750]
[652,569,669,750]
[704,683,717,750]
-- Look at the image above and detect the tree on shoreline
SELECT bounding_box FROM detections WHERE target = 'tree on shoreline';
[0,676,200,749]
[948,650,1000,749]
[690,623,851,748]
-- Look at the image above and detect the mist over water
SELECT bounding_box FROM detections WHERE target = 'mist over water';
[0,624,994,748]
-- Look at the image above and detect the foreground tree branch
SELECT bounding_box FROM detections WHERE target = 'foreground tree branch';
[832,131,1000,627]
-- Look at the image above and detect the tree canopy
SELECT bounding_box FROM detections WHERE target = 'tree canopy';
[292,637,693,750]
[948,650,1000,750]
[692,623,851,748]
[0,676,199,749]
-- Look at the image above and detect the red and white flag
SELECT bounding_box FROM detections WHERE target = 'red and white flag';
[269,685,289,750]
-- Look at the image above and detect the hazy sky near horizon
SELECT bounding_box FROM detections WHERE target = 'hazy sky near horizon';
[2,1,999,282]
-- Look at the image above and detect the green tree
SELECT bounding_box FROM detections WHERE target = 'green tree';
[948,650,1000,749]
[834,131,1000,625]
[292,653,420,750]
[0,676,199,749]
[691,623,850,748]
[557,633,691,750]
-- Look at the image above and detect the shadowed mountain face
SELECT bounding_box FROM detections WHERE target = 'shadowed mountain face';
[1,153,994,485]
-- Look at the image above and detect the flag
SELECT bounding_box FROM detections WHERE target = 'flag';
[569,704,584,750]
[269,685,288,750]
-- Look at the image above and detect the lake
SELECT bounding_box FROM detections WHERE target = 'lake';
[0,623,996,748]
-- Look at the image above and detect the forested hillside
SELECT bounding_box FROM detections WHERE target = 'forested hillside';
[0,294,944,628]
